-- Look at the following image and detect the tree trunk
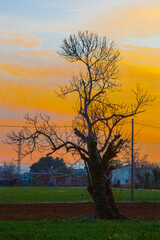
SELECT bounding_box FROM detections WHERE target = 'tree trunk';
[87,162,128,219]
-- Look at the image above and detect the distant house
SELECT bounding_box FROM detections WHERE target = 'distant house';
[0,164,88,187]
[111,165,131,187]
[51,174,72,186]
[20,173,30,186]
[74,168,87,176]
[29,167,88,187]
[71,175,87,186]
[29,173,72,186]
[72,167,88,186]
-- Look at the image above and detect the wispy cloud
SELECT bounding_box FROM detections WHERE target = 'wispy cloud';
[0,56,78,78]
[0,28,41,49]
[0,16,53,46]
[0,35,40,49]
[0,46,159,122]
[14,49,57,57]
[119,44,160,54]
[88,1,160,40]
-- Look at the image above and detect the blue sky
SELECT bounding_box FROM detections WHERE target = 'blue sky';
[1,0,159,49]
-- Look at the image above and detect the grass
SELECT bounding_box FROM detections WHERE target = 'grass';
[0,188,159,239]
[0,187,159,203]
[0,220,159,240]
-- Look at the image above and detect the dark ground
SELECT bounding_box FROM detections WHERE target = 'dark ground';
[0,202,160,221]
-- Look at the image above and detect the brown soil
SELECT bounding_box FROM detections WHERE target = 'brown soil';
[0,202,159,221]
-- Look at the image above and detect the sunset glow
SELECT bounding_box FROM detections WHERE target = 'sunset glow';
[0,0,160,167]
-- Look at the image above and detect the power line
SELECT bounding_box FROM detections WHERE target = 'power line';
[0,125,73,128]
[135,122,160,129]
[0,123,130,128]
[0,121,159,129]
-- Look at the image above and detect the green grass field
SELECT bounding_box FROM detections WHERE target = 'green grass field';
[0,189,159,240]
[0,220,159,240]
[0,187,159,203]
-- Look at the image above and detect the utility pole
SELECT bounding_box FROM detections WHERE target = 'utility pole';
[131,118,134,202]
[17,132,21,177]
[3,161,7,183]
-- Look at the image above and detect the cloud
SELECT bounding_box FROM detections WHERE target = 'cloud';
[3,17,73,34]
[0,16,53,46]
[0,47,160,124]
[0,29,41,48]
[0,62,55,77]
[0,36,40,48]
[0,50,80,78]
[14,49,57,57]
[0,44,84,79]
[0,41,159,137]
[0,42,160,163]
[119,44,160,54]
[89,1,160,39]
[0,78,76,116]
[0,61,78,78]
[120,47,160,67]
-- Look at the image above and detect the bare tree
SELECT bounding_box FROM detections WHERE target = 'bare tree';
[3,162,18,185]
[6,31,153,219]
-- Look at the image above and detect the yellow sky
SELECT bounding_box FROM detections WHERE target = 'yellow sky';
[0,47,159,122]
[0,0,160,165]
[0,46,160,151]
[88,1,160,39]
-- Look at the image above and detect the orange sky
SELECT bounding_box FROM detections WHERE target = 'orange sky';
[0,0,160,167]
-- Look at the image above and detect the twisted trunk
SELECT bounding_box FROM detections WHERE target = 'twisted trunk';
[87,161,128,219]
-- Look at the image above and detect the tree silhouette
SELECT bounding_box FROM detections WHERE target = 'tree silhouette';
[6,31,153,219]
[30,156,73,174]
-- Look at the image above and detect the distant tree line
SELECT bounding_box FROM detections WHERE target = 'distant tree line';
[135,162,160,189]
[30,156,74,175]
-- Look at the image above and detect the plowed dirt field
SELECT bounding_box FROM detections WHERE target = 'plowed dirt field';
[0,202,159,221]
